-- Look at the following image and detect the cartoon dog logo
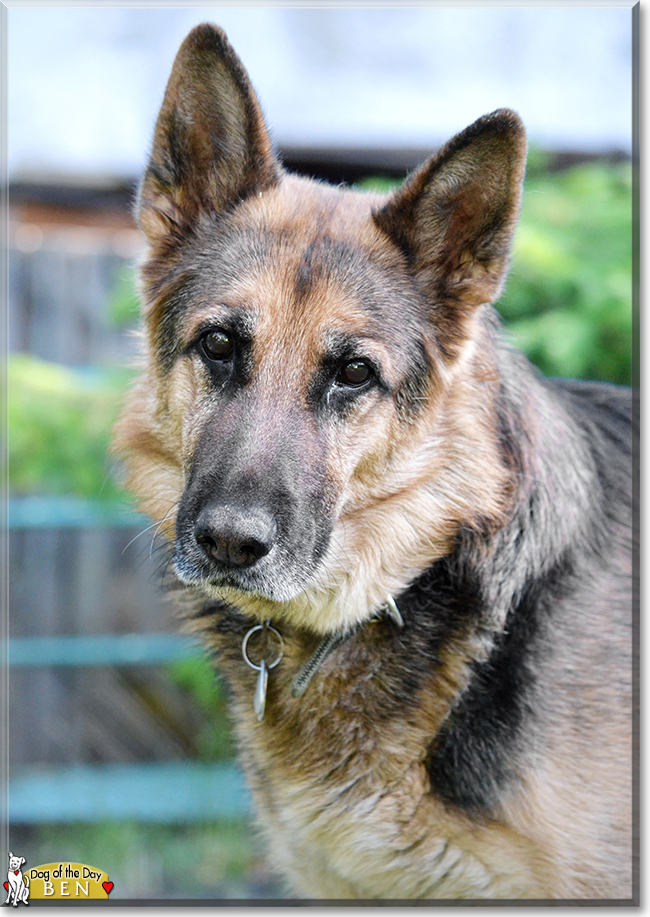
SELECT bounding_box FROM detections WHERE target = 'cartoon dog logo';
[4,854,29,907]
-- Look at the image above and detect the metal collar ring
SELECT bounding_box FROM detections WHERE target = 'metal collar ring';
[242,621,284,671]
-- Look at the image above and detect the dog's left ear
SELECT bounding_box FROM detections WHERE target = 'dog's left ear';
[374,109,526,358]
[138,23,281,243]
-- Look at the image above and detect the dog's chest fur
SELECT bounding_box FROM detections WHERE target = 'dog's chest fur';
[194,606,552,900]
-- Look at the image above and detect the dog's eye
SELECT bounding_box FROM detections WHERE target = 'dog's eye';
[201,330,234,361]
[337,359,374,387]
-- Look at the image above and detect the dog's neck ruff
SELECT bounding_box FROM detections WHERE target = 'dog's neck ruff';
[241,596,404,721]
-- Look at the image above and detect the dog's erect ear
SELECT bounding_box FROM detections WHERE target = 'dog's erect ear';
[138,23,281,243]
[374,109,526,357]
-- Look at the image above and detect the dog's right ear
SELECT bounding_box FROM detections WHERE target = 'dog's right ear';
[374,110,526,360]
[138,23,281,243]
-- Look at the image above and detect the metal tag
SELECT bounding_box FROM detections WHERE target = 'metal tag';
[254,659,268,721]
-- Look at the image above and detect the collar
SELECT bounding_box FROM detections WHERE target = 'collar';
[241,597,404,721]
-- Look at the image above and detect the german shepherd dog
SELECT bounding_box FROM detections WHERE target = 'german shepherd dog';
[114,24,635,900]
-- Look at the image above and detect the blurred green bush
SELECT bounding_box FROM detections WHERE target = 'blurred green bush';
[500,159,632,385]
[7,354,132,500]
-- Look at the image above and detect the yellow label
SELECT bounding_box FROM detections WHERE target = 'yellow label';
[26,863,113,900]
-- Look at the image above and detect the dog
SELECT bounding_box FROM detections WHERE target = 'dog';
[114,23,635,900]
[5,855,29,907]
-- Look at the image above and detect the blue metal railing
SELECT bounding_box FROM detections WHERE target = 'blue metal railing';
[10,763,250,824]
[7,495,144,529]
[7,633,202,667]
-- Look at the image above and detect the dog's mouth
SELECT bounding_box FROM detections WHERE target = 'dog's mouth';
[174,549,302,604]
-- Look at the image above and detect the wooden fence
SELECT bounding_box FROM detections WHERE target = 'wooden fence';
[8,500,215,768]
[8,223,142,367]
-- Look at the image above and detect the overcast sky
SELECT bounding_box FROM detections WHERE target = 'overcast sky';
[7,4,634,181]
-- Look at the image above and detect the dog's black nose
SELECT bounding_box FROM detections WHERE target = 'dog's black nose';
[194,504,277,569]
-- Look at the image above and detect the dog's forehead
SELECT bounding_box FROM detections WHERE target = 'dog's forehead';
[190,176,418,342]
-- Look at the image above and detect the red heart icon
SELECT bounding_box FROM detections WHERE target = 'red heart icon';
[102,882,114,895]
[3,882,8,892]
[13,871,19,875]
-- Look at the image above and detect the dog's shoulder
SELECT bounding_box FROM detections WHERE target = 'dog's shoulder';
[546,378,635,448]
[545,377,635,509]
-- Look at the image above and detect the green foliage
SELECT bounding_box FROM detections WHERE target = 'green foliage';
[7,354,132,500]
[107,265,141,328]
[167,656,235,761]
[500,161,632,385]
[15,820,276,898]
[355,175,400,195]
[357,157,632,385]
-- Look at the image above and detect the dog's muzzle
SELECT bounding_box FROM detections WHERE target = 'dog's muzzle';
[172,402,334,600]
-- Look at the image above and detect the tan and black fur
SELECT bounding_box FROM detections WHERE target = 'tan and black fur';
[114,24,635,900]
